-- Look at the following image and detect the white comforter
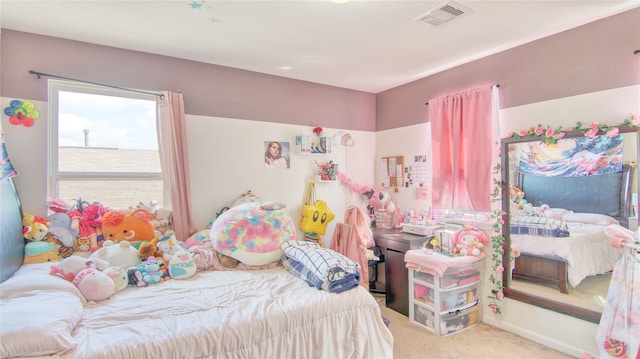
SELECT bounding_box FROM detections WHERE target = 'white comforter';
[511,223,624,287]
[1,263,393,359]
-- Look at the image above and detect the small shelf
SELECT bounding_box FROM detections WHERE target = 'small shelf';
[296,135,332,155]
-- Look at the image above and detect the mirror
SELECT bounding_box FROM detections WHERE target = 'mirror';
[500,125,639,323]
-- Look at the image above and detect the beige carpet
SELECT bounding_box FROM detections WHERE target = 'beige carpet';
[375,294,572,359]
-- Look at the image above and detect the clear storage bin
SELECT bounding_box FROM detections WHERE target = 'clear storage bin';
[412,260,482,289]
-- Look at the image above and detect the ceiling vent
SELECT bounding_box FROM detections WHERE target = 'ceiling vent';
[415,1,468,26]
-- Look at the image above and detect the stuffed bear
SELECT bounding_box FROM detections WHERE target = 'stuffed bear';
[152,208,174,238]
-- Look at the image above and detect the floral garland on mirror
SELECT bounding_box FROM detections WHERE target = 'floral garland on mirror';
[487,114,639,315]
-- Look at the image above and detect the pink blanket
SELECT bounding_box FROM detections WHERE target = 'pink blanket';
[404,249,485,277]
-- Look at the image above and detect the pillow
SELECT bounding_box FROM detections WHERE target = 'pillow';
[0,290,83,357]
[510,216,570,237]
[562,212,619,225]
[543,208,571,220]
[0,263,85,302]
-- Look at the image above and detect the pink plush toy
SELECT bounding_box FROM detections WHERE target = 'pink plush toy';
[452,227,489,256]
[74,268,115,301]
[50,255,108,281]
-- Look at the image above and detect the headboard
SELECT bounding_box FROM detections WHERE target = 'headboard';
[0,177,25,283]
[517,164,633,225]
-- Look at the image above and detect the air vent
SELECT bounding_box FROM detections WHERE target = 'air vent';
[415,1,468,26]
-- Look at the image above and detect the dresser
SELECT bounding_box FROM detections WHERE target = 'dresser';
[372,228,432,316]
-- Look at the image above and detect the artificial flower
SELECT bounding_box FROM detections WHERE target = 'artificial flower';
[312,127,324,136]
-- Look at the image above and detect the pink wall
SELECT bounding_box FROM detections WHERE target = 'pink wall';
[376,7,640,131]
[0,30,376,132]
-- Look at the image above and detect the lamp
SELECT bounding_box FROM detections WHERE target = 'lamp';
[632,192,638,218]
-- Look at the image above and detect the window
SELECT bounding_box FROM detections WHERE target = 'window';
[48,80,165,210]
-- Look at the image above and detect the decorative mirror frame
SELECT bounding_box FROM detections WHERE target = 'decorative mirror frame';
[498,123,639,323]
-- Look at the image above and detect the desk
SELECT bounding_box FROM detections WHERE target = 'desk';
[372,228,432,316]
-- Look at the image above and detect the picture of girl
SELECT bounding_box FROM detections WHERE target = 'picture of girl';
[264,141,290,169]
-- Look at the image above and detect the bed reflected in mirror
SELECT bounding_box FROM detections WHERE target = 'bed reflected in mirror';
[500,127,639,323]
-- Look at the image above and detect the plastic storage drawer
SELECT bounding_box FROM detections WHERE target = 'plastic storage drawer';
[412,260,482,289]
[439,302,481,335]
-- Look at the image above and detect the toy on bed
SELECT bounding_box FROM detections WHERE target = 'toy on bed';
[136,256,164,284]
[168,250,197,279]
[50,255,109,282]
[157,234,186,262]
[452,227,489,256]
[72,268,116,301]
[69,199,108,252]
[210,201,296,267]
[22,212,49,242]
[101,208,155,247]
[152,208,175,238]
[89,240,142,269]
[137,237,163,259]
[24,241,61,264]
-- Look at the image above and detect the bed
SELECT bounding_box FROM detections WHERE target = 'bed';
[509,165,632,293]
[0,179,393,359]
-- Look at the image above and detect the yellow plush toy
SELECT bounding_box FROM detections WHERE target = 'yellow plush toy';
[22,212,49,242]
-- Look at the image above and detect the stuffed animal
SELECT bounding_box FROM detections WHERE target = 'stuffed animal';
[152,208,174,238]
[43,232,75,258]
[102,266,129,292]
[101,208,155,246]
[50,255,108,282]
[452,227,489,256]
[136,256,163,285]
[90,240,142,269]
[168,250,197,280]
[74,237,91,252]
[22,212,49,242]
[126,267,147,287]
[156,234,186,262]
[24,241,61,264]
[138,237,163,259]
[73,268,115,301]
[210,201,296,266]
[70,200,107,252]
[47,212,77,248]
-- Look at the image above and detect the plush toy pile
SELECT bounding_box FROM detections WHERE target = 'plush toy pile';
[34,191,294,301]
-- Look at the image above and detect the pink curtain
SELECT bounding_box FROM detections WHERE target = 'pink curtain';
[157,91,197,240]
[429,86,493,211]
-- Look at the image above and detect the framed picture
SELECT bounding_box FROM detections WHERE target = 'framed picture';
[264,141,290,169]
[296,135,332,155]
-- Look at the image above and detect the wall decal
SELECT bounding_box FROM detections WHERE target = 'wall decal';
[4,100,39,127]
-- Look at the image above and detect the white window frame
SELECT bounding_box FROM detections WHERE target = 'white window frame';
[47,79,163,202]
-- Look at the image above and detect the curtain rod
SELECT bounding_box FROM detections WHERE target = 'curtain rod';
[424,84,499,105]
[28,70,165,99]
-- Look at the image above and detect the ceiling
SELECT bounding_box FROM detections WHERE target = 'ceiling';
[1,1,638,93]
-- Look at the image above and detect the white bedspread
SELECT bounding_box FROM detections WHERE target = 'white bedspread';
[511,223,624,287]
[7,265,393,359]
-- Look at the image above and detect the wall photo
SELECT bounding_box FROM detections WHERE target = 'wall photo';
[264,140,290,169]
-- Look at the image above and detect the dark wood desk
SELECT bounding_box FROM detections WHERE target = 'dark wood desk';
[372,228,432,317]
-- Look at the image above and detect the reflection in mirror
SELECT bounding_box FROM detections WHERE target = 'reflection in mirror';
[501,126,639,323]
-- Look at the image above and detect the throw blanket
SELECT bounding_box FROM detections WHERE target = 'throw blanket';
[404,248,485,277]
[281,241,360,293]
